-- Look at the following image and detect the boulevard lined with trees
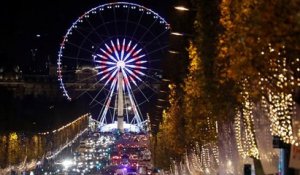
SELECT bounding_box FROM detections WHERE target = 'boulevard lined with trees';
[152,0,300,174]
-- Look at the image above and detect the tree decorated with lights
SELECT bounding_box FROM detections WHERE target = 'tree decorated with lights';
[183,41,217,146]
[234,79,259,159]
[217,0,300,147]
[153,83,186,169]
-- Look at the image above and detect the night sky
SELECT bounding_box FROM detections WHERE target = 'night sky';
[0,0,173,68]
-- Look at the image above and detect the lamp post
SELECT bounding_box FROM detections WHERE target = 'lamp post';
[171,32,194,37]
[171,32,184,36]
[174,6,190,11]
[168,50,180,54]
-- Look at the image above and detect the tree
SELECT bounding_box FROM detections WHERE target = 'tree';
[216,0,300,98]
[183,41,217,147]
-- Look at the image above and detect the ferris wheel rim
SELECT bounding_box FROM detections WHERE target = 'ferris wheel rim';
[57,2,170,101]
[57,2,170,128]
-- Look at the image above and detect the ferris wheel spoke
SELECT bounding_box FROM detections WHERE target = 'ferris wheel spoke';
[139,79,159,93]
[124,67,142,82]
[66,41,95,55]
[123,68,155,103]
[73,27,100,47]
[103,69,118,85]
[125,86,137,111]
[111,40,120,60]
[143,29,169,49]
[121,39,126,60]
[62,55,94,63]
[100,48,118,62]
[132,48,142,57]
[89,83,107,105]
[85,18,106,43]
[127,80,149,103]
[113,6,118,35]
[98,10,112,38]
[76,73,99,83]
[145,44,169,57]
[127,87,144,122]
[133,70,145,76]
[104,43,113,54]
[97,93,110,122]
[136,18,158,44]
[108,108,115,123]
[74,78,104,100]
[125,54,145,64]
[94,91,108,117]
[98,81,116,122]
[125,64,147,70]
[95,65,107,69]
[111,100,117,123]
[143,73,161,83]
[123,44,138,62]
[126,40,132,52]
[147,59,161,64]
[90,99,103,109]
[86,92,103,106]
[95,60,116,65]
[147,67,162,72]
[124,7,130,36]
[98,66,116,74]
[130,10,144,40]
[129,76,138,86]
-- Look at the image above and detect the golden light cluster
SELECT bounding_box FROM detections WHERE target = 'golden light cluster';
[261,93,298,146]
[198,143,219,172]
[38,113,90,135]
[189,142,219,173]
[234,81,259,159]
[259,43,300,146]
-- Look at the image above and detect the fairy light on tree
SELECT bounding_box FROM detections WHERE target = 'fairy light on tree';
[261,91,298,146]
[258,43,300,146]
[234,80,259,159]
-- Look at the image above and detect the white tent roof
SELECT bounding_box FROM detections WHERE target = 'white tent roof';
[99,121,141,133]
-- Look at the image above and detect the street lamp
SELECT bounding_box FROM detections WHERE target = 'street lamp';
[174,6,190,11]
[168,50,180,54]
[171,32,184,36]
[171,32,193,37]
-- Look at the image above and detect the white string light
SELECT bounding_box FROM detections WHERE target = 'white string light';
[259,43,300,146]
[234,80,259,159]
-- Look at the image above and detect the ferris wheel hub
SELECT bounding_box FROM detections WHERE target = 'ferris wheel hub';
[117,61,126,69]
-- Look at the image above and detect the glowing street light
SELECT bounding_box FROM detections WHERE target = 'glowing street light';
[171,32,193,38]
[171,32,184,36]
[168,50,180,54]
[174,6,190,11]
[161,78,170,83]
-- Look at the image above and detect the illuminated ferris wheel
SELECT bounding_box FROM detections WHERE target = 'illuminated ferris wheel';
[57,2,170,131]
